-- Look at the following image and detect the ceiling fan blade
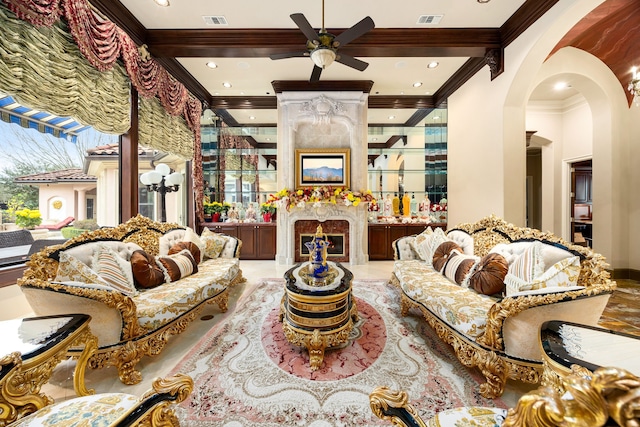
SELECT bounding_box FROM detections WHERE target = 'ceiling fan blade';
[333,16,375,47]
[290,13,320,43]
[335,54,369,72]
[269,51,308,60]
[310,65,323,82]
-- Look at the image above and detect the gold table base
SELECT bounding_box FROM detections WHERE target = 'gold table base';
[0,319,97,426]
[281,300,359,371]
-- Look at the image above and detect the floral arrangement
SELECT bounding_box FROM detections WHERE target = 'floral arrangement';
[269,186,376,211]
[204,201,231,214]
[260,202,277,215]
[15,208,42,229]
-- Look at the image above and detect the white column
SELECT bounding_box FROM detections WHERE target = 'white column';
[77,189,86,221]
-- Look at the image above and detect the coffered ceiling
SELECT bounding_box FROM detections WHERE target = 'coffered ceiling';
[87,0,638,134]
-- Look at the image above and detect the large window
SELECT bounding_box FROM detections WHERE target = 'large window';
[138,182,155,220]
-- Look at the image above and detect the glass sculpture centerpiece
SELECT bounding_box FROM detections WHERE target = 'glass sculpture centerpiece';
[299,224,338,287]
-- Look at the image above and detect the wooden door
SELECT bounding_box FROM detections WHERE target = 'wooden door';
[237,225,257,259]
[256,224,276,259]
[368,225,390,260]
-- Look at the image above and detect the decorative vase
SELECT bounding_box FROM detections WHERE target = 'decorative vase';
[204,214,212,222]
[262,212,272,223]
[212,212,222,222]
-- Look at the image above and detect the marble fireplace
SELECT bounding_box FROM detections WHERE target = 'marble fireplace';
[275,91,369,265]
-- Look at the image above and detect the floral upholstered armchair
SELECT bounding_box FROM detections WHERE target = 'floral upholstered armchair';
[9,374,193,427]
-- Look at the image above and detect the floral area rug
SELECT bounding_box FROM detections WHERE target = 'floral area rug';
[169,278,505,426]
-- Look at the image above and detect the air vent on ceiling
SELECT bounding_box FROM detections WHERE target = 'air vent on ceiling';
[417,15,443,25]
[202,15,228,26]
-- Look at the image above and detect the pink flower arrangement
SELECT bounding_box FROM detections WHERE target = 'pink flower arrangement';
[268,186,376,211]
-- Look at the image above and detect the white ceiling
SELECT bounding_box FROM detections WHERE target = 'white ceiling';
[116,0,573,129]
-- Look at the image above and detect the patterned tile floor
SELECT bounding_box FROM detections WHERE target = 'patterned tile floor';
[598,279,640,336]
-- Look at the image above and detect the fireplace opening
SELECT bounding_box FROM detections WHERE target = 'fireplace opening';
[294,219,349,263]
[300,233,345,257]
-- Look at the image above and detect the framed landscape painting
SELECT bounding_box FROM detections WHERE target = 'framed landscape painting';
[295,148,350,189]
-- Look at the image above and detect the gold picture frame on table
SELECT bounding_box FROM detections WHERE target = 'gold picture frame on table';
[295,148,350,189]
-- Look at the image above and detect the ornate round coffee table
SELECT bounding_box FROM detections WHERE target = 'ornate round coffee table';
[280,261,359,371]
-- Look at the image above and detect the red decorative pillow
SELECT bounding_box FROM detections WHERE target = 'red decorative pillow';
[469,253,509,295]
[168,241,202,264]
[130,250,165,289]
[432,241,462,272]
[156,250,198,282]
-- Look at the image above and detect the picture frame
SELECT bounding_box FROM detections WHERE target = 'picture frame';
[295,148,350,189]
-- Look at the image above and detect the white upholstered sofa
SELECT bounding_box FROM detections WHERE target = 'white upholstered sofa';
[391,215,616,398]
[18,215,245,385]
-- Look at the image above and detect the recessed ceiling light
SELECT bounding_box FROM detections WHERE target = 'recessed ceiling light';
[372,138,378,142]
[266,138,271,141]
[249,116,256,120]
[413,82,423,88]
[153,0,169,6]
[240,91,245,95]
[433,116,440,120]
[388,115,395,120]
[222,82,232,88]
[427,61,439,69]
[425,91,431,95]
[554,82,570,90]
[400,91,405,95]
[206,61,218,69]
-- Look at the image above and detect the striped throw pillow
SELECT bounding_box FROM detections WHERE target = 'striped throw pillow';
[92,244,137,296]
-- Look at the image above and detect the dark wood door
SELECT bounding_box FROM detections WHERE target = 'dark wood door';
[207,224,238,238]
[407,225,428,235]
[389,226,408,254]
[255,224,276,260]
[368,225,390,260]
[237,226,257,259]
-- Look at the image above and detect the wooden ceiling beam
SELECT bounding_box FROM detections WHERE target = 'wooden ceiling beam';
[145,28,500,59]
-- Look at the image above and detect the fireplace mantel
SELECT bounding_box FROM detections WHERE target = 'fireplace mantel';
[275,90,369,265]
[277,204,368,265]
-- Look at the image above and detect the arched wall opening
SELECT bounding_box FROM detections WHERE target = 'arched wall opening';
[524,46,631,269]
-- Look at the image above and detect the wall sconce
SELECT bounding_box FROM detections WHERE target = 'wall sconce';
[140,164,183,222]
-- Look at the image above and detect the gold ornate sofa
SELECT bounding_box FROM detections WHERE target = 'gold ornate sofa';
[370,366,640,426]
[17,215,245,385]
[8,373,193,427]
[391,215,615,398]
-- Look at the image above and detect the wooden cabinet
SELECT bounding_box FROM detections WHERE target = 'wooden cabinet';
[203,223,238,237]
[575,170,592,203]
[368,223,445,260]
[201,223,276,259]
[237,223,276,260]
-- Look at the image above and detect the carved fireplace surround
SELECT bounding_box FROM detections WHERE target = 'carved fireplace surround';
[275,91,369,265]
[281,204,368,265]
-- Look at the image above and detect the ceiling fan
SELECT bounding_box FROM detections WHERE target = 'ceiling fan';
[269,0,375,82]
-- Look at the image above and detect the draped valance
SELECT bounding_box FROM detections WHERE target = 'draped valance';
[139,97,194,160]
[0,3,130,134]
[0,0,205,218]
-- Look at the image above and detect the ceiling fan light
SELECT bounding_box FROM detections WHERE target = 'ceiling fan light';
[310,47,336,69]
